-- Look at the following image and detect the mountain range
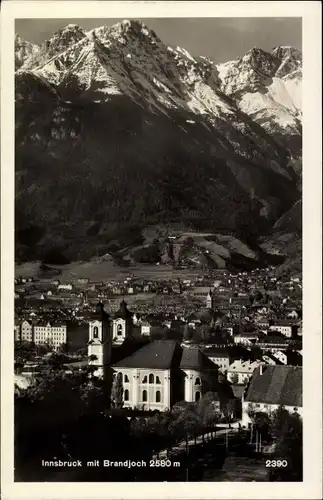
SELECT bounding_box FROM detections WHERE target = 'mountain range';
[15,20,302,273]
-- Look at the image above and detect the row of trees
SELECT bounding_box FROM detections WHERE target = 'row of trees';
[129,393,225,454]
[14,340,70,370]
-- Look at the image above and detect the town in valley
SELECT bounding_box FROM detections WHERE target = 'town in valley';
[15,259,302,482]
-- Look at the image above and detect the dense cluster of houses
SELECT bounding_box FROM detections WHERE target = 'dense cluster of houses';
[15,267,303,421]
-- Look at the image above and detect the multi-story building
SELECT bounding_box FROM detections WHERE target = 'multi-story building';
[233,332,260,346]
[34,321,67,349]
[203,347,232,373]
[257,335,291,353]
[242,365,302,425]
[20,320,33,342]
[15,319,34,343]
[227,359,265,385]
[272,350,302,366]
[268,321,299,338]
[57,283,73,291]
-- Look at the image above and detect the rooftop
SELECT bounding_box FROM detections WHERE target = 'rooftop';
[228,359,262,373]
[180,347,218,371]
[245,365,302,407]
[202,347,231,358]
[113,341,218,372]
[113,340,181,369]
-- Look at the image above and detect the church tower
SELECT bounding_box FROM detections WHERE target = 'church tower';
[112,300,133,344]
[88,302,111,378]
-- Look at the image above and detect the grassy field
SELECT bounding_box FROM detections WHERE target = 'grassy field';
[15,260,212,283]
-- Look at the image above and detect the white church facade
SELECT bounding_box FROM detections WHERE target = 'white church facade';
[112,340,219,411]
[87,302,219,411]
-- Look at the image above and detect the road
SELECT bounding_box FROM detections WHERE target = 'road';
[153,427,240,460]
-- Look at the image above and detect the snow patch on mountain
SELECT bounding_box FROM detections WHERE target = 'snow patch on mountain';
[216,46,302,136]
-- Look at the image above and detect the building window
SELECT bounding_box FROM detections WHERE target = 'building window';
[156,390,161,403]
[149,373,154,384]
[142,390,147,402]
[195,391,201,402]
[195,377,201,386]
[124,389,129,401]
[156,376,161,384]
[124,374,129,383]
[93,326,99,338]
[117,324,123,336]
[142,375,147,383]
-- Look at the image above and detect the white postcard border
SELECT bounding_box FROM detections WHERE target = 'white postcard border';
[1,2,322,499]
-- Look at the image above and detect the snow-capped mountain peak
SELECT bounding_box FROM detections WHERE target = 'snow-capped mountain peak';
[16,22,302,155]
[216,45,302,138]
[20,23,87,70]
[241,46,280,77]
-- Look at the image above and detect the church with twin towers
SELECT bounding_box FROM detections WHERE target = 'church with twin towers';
[87,301,219,412]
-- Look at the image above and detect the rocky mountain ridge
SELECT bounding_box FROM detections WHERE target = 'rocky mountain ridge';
[15,34,39,70]
[15,20,302,270]
[216,46,302,154]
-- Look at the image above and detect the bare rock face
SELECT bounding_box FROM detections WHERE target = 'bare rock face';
[15,34,40,70]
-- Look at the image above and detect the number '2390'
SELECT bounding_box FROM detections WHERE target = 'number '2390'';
[266,459,288,468]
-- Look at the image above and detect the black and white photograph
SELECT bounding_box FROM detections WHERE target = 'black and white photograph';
[1,1,322,498]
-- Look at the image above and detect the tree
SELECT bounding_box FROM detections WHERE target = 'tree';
[269,406,303,481]
[57,342,67,353]
[254,291,263,303]
[196,392,220,427]
[35,342,52,357]
[14,341,36,367]
[111,372,124,409]
[45,352,69,370]
[15,363,150,482]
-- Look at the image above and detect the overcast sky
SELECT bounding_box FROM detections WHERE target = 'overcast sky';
[15,18,301,63]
